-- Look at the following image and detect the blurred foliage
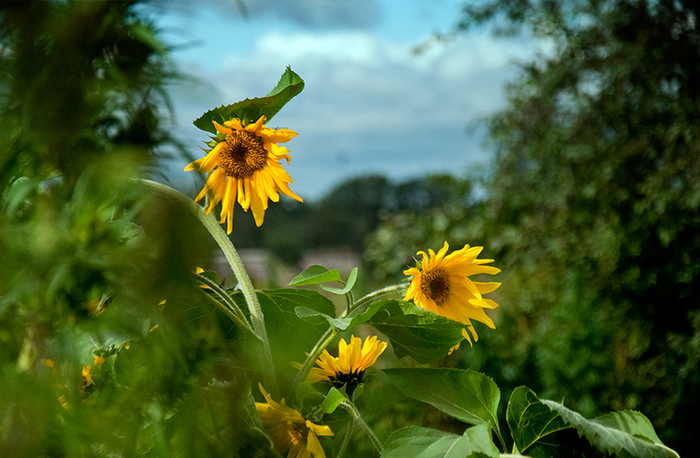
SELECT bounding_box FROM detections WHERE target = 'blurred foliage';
[0,2,264,456]
[365,0,700,455]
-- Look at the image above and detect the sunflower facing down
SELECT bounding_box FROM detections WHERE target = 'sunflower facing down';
[255,383,334,458]
[185,115,303,233]
[306,335,387,395]
[404,241,501,345]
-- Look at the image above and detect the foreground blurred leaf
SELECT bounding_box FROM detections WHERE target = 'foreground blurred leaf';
[367,300,465,363]
[384,368,500,433]
[234,289,335,385]
[381,424,498,458]
[194,66,304,133]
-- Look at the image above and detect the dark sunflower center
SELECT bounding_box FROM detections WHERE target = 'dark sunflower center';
[329,369,366,398]
[286,421,306,445]
[421,268,450,306]
[329,369,366,388]
[218,130,267,179]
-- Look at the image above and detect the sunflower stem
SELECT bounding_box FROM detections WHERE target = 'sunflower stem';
[351,283,408,313]
[339,400,382,453]
[336,418,355,458]
[193,273,259,341]
[290,326,339,398]
[141,179,277,394]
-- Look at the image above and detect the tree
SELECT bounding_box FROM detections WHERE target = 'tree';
[461,0,700,453]
[366,1,699,453]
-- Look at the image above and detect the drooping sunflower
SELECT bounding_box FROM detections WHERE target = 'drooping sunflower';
[307,335,387,394]
[403,241,501,344]
[255,383,334,458]
[185,115,303,233]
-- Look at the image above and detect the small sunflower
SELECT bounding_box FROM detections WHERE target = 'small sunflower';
[307,335,387,394]
[185,115,303,233]
[404,241,501,344]
[255,383,334,458]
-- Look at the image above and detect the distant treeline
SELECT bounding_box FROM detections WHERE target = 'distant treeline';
[224,174,476,266]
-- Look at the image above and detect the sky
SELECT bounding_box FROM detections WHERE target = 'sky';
[144,0,546,201]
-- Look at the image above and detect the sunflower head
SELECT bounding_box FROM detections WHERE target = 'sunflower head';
[185,115,303,233]
[255,383,333,458]
[307,335,387,396]
[403,241,501,345]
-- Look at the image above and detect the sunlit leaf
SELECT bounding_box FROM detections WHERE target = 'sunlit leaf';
[384,368,500,432]
[381,424,498,458]
[320,387,347,414]
[320,267,358,295]
[193,67,304,133]
[287,265,342,286]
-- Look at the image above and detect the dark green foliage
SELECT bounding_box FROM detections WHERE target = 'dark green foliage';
[365,0,700,454]
[0,2,263,456]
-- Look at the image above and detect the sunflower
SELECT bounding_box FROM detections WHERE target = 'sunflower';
[255,383,334,458]
[185,115,303,233]
[307,335,387,395]
[403,241,501,344]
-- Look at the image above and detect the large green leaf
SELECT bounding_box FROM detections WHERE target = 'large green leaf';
[381,424,498,458]
[232,289,334,384]
[193,66,304,134]
[367,300,465,363]
[507,386,678,458]
[384,368,500,433]
[542,400,677,458]
[506,386,571,458]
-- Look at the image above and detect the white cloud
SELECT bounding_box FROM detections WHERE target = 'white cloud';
[169,26,546,199]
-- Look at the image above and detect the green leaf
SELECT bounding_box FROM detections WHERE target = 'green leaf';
[233,289,335,385]
[320,267,358,295]
[381,424,498,458]
[367,300,465,363]
[287,265,342,287]
[295,300,385,331]
[506,386,571,458]
[384,368,500,432]
[295,306,351,330]
[542,400,675,458]
[319,387,347,414]
[193,66,304,134]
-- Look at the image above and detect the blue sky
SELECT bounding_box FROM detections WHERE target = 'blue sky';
[145,0,546,201]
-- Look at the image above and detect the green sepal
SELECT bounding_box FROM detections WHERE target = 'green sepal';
[193,66,304,134]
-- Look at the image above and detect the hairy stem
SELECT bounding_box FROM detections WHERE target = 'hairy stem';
[339,400,382,453]
[142,179,277,393]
